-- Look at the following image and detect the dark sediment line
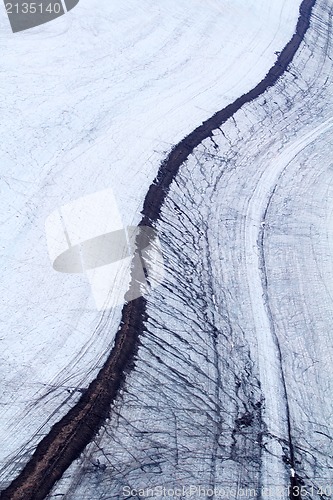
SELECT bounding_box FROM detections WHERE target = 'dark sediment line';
[0,0,316,498]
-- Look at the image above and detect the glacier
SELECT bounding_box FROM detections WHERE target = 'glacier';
[0,0,332,498]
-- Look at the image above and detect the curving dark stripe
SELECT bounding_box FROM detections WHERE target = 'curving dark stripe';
[0,0,316,498]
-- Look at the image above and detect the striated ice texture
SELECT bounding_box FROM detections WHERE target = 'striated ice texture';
[0,0,303,489]
[49,0,333,497]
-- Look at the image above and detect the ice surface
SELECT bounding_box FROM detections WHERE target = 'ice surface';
[1,0,330,497]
